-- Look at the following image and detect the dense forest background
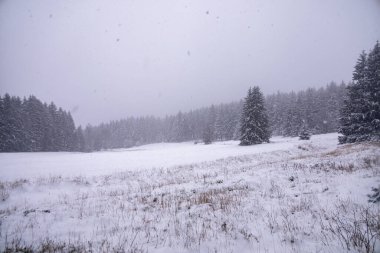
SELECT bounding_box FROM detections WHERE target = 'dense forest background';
[0,82,346,152]
[0,94,84,152]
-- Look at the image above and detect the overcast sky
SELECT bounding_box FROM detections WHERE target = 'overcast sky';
[0,0,379,126]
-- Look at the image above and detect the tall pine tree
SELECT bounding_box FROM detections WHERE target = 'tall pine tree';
[240,86,270,145]
[365,41,380,140]
[202,105,216,144]
[339,42,380,143]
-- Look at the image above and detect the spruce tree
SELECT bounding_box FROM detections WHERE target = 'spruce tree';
[1,94,25,151]
[339,42,380,143]
[365,41,380,140]
[215,107,225,141]
[0,96,5,151]
[202,105,216,144]
[240,86,270,145]
[23,96,46,151]
[75,126,86,152]
[299,123,311,140]
[339,59,362,142]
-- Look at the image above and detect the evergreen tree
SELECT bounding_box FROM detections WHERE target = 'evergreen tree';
[202,125,213,144]
[339,42,380,143]
[202,105,216,144]
[215,106,225,141]
[325,82,341,132]
[365,41,380,140]
[1,94,25,151]
[74,126,86,152]
[240,86,270,145]
[0,96,5,151]
[299,124,311,140]
[22,96,46,151]
[283,95,303,137]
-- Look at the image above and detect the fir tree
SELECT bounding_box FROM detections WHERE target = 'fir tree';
[0,96,5,151]
[1,94,26,151]
[202,125,213,144]
[299,124,311,140]
[202,105,216,144]
[365,41,380,140]
[240,86,270,145]
[22,96,46,151]
[75,126,86,152]
[339,42,380,143]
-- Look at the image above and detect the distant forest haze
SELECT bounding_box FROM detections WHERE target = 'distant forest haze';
[0,81,346,152]
[2,39,380,152]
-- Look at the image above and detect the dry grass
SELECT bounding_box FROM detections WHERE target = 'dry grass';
[321,202,380,253]
[1,140,380,252]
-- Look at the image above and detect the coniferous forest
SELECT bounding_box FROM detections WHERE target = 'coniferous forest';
[79,81,351,151]
[0,82,346,152]
[0,94,84,152]
[1,41,379,152]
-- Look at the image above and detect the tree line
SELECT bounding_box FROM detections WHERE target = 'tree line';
[1,41,378,152]
[84,81,348,150]
[0,83,348,152]
[266,82,347,137]
[83,102,242,151]
[0,94,85,152]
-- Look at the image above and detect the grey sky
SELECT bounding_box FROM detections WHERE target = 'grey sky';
[1,0,379,126]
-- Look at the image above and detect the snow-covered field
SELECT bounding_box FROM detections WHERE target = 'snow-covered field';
[1,133,380,252]
[0,136,310,181]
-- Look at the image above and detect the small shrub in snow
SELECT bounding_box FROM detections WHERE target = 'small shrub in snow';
[0,188,9,202]
[265,210,279,234]
[321,203,380,253]
[364,156,380,168]
[71,176,90,186]
[368,186,380,203]
[9,179,28,189]
[299,128,311,140]
[310,162,355,173]
[268,180,285,199]
[23,209,36,216]
[280,208,299,244]
[297,145,308,151]
[216,179,223,184]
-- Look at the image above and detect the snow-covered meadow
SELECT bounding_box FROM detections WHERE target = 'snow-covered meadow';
[1,133,380,252]
[0,135,305,181]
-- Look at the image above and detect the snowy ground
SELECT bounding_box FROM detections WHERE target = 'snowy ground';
[1,133,380,252]
[0,136,311,181]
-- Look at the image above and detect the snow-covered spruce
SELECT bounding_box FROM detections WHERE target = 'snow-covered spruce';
[339,41,380,143]
[239,86,270,145]
[299,126,311,140]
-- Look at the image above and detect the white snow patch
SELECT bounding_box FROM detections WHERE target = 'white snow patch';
[0,134,337,181]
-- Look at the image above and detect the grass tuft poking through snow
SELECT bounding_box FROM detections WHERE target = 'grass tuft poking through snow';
[0,133,379,252]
